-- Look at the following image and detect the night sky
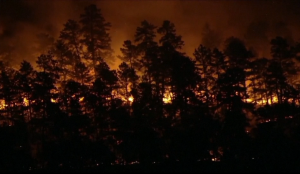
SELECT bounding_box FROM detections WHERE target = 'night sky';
[1,0,300,68]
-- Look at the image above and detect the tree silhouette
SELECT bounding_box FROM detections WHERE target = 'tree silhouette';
[271,37,296,84]
[59,19,82,65]
[194,44,215,104]
[223,37,253,102]
[119,40,139,69]
[248,58,269,104]
[80,4,112,74]
[16,61,35,121]
[224,37,253,69]
[53,40,71,82]
[0,64,18,125]
[3,4,300,170]
[71,61,93,85]
[117,62,139,104]
[134,20,158,83]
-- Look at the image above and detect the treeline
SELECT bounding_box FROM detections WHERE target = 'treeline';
[1,4,300,170]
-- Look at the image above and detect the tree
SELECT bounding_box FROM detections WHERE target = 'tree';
[53,40,71,82]
[223,37,253,101]
[155,20,185,104]
[36,51,60,80]
[34,53,60,159]
[210,48,226,105]
[117,62,139,104]
[247,58,270,105]
[71,61,93,85]
[216,67,247,110]
[16,61,36,121]
[134,20,158,82]
[211,48,226,79]
[157,20,184,51]
[119,40,139,69]
[194,44,215,104]
[62,80,89,140]
[215,67,251,161]
[80,4,112,74]
[59,19,82,65]
[265,60,287,104]
[0,64,18,125]
[270,37,296,84]
[170,53,200,119]
[95,62,119,105]
[56,19,84,82]
[223,37,253,69]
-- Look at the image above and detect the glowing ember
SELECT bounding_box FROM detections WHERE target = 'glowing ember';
[79,97,84,102]
[51,98,56,103]
[0,99,6,110]
[128,96,134,102]
[211,157,220,162]
[23,98,29,106]
[247,96,279,105]
[163,91,173,104]
[246,98,252,103]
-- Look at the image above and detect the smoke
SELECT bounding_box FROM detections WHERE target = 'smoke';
[1,0,300,69]
[201,23,222,50]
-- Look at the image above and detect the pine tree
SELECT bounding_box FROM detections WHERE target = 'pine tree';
[119,40,139,69]
[134,20,158,83]
[194,44,215,104]
[71,61,93,85]
[59,19,82,65]
[53,40,71,82]
[80,4,112,75]
[117,62,139,104]
[16,61,35,121]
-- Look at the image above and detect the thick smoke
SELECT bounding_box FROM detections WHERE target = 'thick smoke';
[0,0,300,69]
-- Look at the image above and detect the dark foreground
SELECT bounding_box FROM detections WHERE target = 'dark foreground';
[3,161,300,173]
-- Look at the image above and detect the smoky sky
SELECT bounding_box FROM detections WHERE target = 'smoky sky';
[1,0,300,69]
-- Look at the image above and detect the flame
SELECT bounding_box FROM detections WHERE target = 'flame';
[51,98,56,103]
[163,91,173,104]
[79,97,84,102]
[246,98,252,103]
[23,98,29,106]
[163,97,171,103]
[128,96,134,102]
[246,96,279,105]
[0,99,6,110]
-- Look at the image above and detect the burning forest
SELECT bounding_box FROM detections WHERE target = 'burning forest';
[1,1,300,172]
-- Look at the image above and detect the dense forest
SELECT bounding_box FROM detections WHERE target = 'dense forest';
[2,4,300,171]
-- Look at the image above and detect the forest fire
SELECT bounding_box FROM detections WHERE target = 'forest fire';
[1,1,300,172]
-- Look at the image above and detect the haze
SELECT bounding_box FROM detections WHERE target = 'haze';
[1,0,300,69]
